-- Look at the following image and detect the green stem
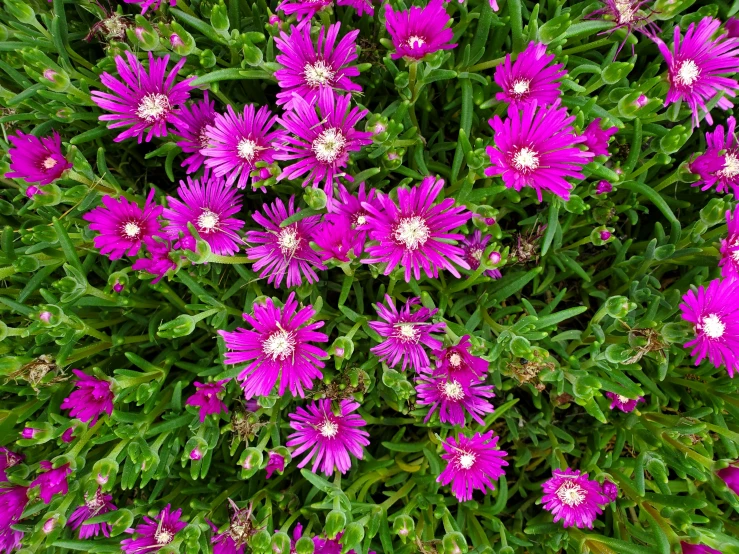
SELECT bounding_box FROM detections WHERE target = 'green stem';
[561,38,611,55]
[66,170,120,195]
[207,254,253,264]
[467,55,507,73]
[626,157,658,180]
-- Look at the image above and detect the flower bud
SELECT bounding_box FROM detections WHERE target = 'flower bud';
[489,250,501,265]
[595,180,613,195]
[601,480,618,501]
[441,532,467,554]
[241,35,263,66]
[200,49,217,68]
[271,531,291,553]
[110,509,135,537]
[325,510,346,539]
[240,448,264,478]
[158,314,197,339]
[700,198,726,227]
[341,522,364,552]
[250,529,272,553]
[605,296,634,319]
[393,515,414,543]
[211,1,230,33]
[332,337,354,360]
[304,186,327,210]
[5,0,36,24]
[295,537,315,554]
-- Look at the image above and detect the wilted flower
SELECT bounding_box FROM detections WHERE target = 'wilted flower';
[384,0,457,61]
[171,92,217,174]
[31,461,72,504]
[595,180,613,194]
[582,118,619,157]
[494,42,565,108]
[0,485,28,554]
[265,452,286,479]
[68,489,117,539]
[6,131,72,185]
[460,230,502,279]
[186,380,229,423]
[588,0,660,53]
[61,427,76,443]
[121,504,187,553]
[415,374,495,426]
[131,237,178,283]
[601,480,619,502]
[0,448,23,482]
[604,391,644,412]
[541,468,610,528]
[60,370,114,426]
[431,335,489,384]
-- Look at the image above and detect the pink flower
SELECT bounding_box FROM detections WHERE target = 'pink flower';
[328,182,382,255]
[431,335,489,384]
[384,0,457,61]
[60,370,114,426]
[337,0,375,16]
[0,448,23,482]
[171,92,217,174]
[185,380,229,423]
[131,237,178,283]
[460,230,502,279]
[691,117,739,196]
[415,374,495,426]
[604,392,644,413]
[68,489,117,539]
[681,543,723,554]
[5,131,72,185]
[121,504,187,553]
[0,485,28,553]
[277,0,332,21]
[718,464,739,495]
[313,213,362,263]
[122,0,176,14]
[31,461,72,504]
[541,468,610,529]
[265,452,286,479]
[720,206,739,278]
[582,118,618,157]
[494,42,565,108]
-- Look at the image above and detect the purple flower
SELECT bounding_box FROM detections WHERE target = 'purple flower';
[286,398,369,475]
[681,543,723,554]
[202,104,284,190]
[68,489,117,539]
[362,176,472,282]
[460,230,502,279]
[337,0,375,16]
[163,175,244,256]
[61,428,76,443]
[601,480,619,502]
[582,118,618,157]
[31,461,72,504]
[219,292,328,399]
[431,335,489,385]
[122,0,176,14]
[60,370,114,426]
[327,182,381,254]
[605,392,644,413]
[0,448,24,482]
[83,189,164,261]
[384,0,457,61]
[541,468,610,529]
[369,295,445,372]
[728,17,739,38]
[680,278,739,377]
[210,501,257,554]
[121,504,187,553]
[275,22,361,109]
[210,521,245,554]
[313,213,362,263]
[277,0,332,21]
[485,102,593,201]
[131,237,178,283]
[494,42,565,108]
[718,465,739,495]
[171,92,217,174]
[276,90,372,201]
[245,196,326,288]
[20,427,39,439]
[595,180,613,195]
[415,374,495,426]
[652,17,739,127]
[5,131,72,185]
[185,380,229,423]
[691,117,739,196]
[437,431,508,502]
[588,0,659,53]
[265,452,286,479]
[92,51,193,143]
[0,485,28,554]
[721,206,739,278]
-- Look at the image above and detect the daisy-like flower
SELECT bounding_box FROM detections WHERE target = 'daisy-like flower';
[276,90,372,200]
[718,465,739,494]
[83,189,164,261]
[437,431,508,502]
[588,0,660,54]
[131,237,178,283]
[60,370,114,426]
[494,42,566,108]
[275,22,361,109]
[691,117,739,196]
[265,452,286,479]
[369,295,445,372]
[460,230,502,279]
[0,485,28,554]
[384,0,457,61]
[67,489,117,539]
[313,213,362,263]
[6,131,72,185]
[582,118,619,157]
[415,375,495,426]
[681,544,723,554]
[431,335,489,384]
[0,448,24,482]
[653,17,739,127]
[163,175,245,256]
[328,182,381,255]
[276,0,332,21]
[720,206,739,278]
[362,176,472,282]
[92,51,193,143]
[245,196,326,288]
[485,103,594,201]
[171,92,217,174]
[185,380,229,422]
[604,392,644,413]
[31,461,72,504]
[219,292,328,399]
[286,398,370,475]
[122,0,176,14]
[680,277,739,377]
[121,504,187,553]
[203,104,284,190]
[337,0,375,16]
[541,468,611,529]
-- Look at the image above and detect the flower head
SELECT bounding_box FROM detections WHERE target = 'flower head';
[122,0,176,14]
[277,0,332,21]
[0,485,28,554]
[131,237,178,283]
[265,452,286,479]
[718,465,739,495]
[210,501,258,554]
[431,335,489,384]
[6,131,72,185]
[601,480,619,502]
[437,431,508,502]
[68,489,117,539]
[460,230,502,279]
[171,92,218,173]
[186,380,229,423]
[31,461,72,504]
[681,544,723,554]
[541,468,610,528]
[0,448,24,482]
[219,292,328,399]
[595,180,613,194]
[121,504,187,553]
[328,182,381,254]
[721,205,739,278]
[384,0,457,61]
[494,42,565,108]
[604,392,644,413]
[337,0,375,16]
[415,374,495,426]
[92,51,193,143]
[287,398,369,475]
[313,213,362,262]
[60,370,114,426]
[691,117,739,196]
[582,118,618,157]
[588,0,660,54]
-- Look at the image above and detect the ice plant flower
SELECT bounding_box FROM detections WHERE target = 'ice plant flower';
[21,427,39,439]
[0,448,23,482]
[265,452,286,479]
[6,131,72,185]
[276,0,332,21]
[720,205,739,278]
[313,213,362,262]
[718,465,739,494]
[384,0,457,61]
[131,237,178,283]
[605,391,644,413]
[0,485,27,554]
[186,380,229,422]
[171,92,217,174]
[431,335,489,384]
[92,51,193,143]
[728,17,739,38]
[31,461,72,504]
[369,295,445,372]
[328,182,381,254]
[121,504,187,553]
[680,277,739,377]
[460,230,502,279]
[541,468,611,528]
[680,544,723,554]
[691,117,739,196]
[60,370,114,426]
[202,104,284,190]
[67,489,117,539]
[276,90,372,200]
[163,175,245,256]
[337,0,375,16]
[286,398,370,475]
[275,22,361,109]
[437,431,508,502]
[601,480,619,502]
[362,176,472,281]
[415,374,495,426]
[219,292,328,399]
[123,0,176,14]
[652,17,739,127]
[61,428,75,443]
[485,102,593,201]
[83,189,164,261]
[582,118,619,157]
[588,0,660,53]
[494,42,566,108]
[595,180,613,194]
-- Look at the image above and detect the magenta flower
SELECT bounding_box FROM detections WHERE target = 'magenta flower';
[588,0,660,53]
[131,237,178,283]
[431,335,489,384]
[277,0,332,21]
[541,468,611,529]
[245,196,325,288]
[681,543,723,554]
[680,277,739,377]
[718,465,739,495]
[186,380,229,423]
[6,131,72,185]
[601,480,619,502]
[209,521,245,554]
[61,427,75,443]
[437,431,508,502]
[60,370,114,426]
[363,176,472,282]
[121,504,187,553]
[313,213,363,263]
[653,17,739,127]
[595,180,613,195]
[494,42,565,108]
[384,0,457,61]
[219,292,328,399]
[582,118,618,157]
[68,489,117,539]
[83,189,163,261]
[203,104,284,190]
[691,117,739,196]
[171,92,217,174]
[416,374,495,426]
[337,0,375,16]
[276,90,372,200]
[92,51,193,143]
[287,398,370,475]
[0,448,23,482]
[275,22,361,109]
[163,175,244,256]
[369,295,445,372]
[122,0,176,14]
[728,17,739,38]
[0,485,27,554]
[265,452,286,479]
[460,230,502,279]
[328,182,381,254]
[720,206,739,278]
[604,392,644,413]
[485,103,593,201]
[31,461,72,504]
[21,427,38,439]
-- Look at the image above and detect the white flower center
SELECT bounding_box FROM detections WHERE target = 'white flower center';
[319,419,339,438]
[136,93,171,123]
[155,527,174,545]
[407,35,426,49]
[676,59,701,87]
[85,492,104,510]
[556,481,586,507]
[303,60,336,88]
[617,395,631,404]
[199,127,211,148]
[733,248,739,262]
[512,147,540,172]
[262,329,297,361]
[393,216,430,250]
[312,127,346,163]
[701,313,726,339]
[719,152,739,179]
[448,353,462,367]
[277,226,301,257]
[197,209,220,233]
[614,0,636,23]
[470,248,484,262]
[123,221,141,239]
[354,213,367,227]
[510,79,531,97]
[237,138,260,162]
[43,157,58,169]
[395,323,420,344]
[442,380,465,401]
[457,451,476,470]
